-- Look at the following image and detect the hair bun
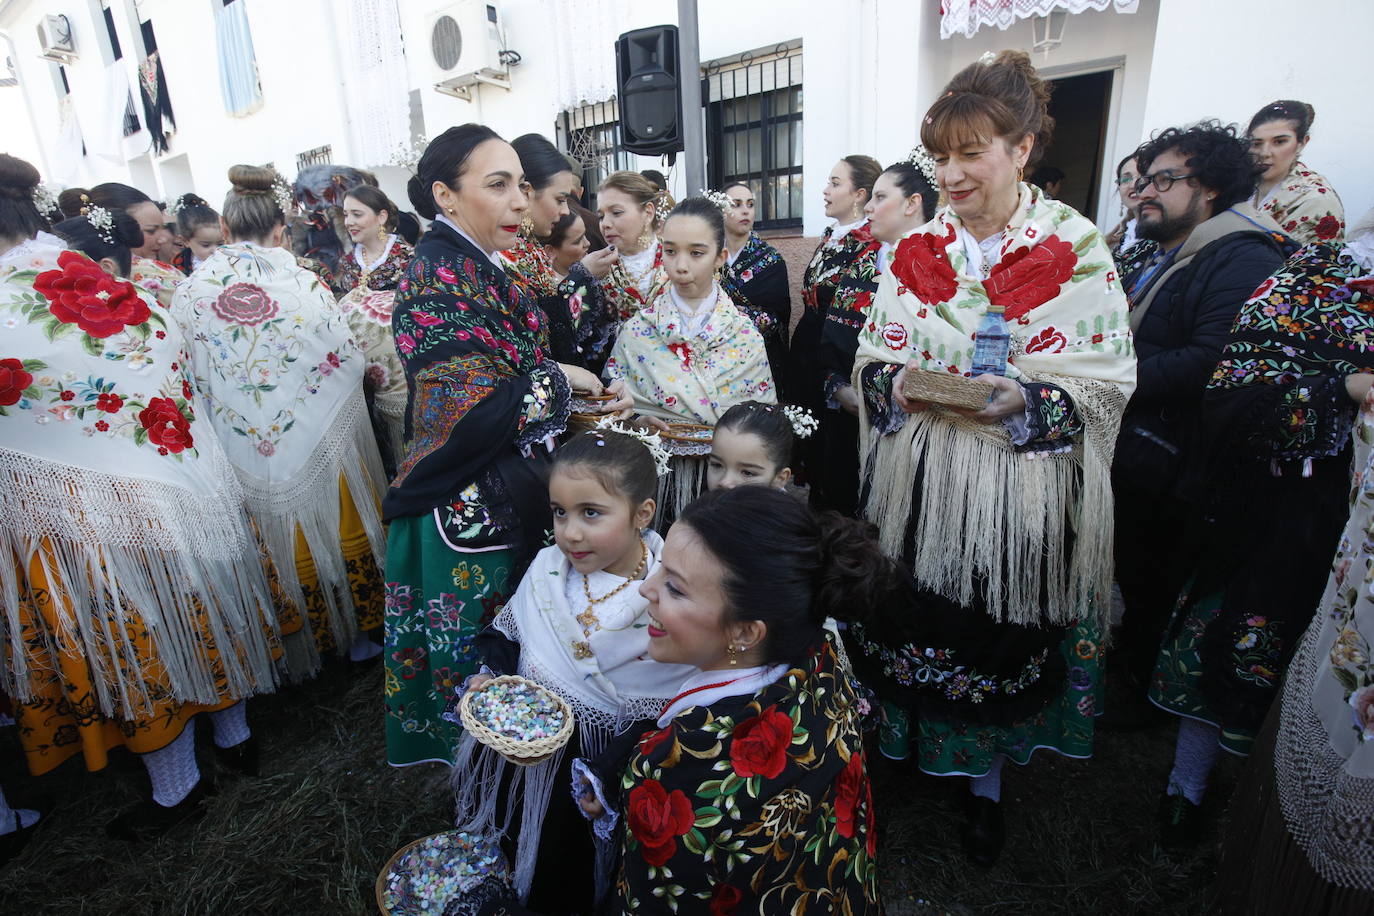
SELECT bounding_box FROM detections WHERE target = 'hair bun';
[227,164,277,195]
[812,511,901,628]
[0,153,40,199]
[407,173,437,221]
[176,192,210,209]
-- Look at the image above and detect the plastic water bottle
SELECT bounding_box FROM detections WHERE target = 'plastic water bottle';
[970,304,1010,376]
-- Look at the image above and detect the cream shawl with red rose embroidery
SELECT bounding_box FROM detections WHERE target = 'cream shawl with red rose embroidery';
[854,184,1136,626]
[603,284,776,425]
[0,238,280,716]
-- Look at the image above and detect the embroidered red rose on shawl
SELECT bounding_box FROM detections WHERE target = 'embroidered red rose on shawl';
[35,251,151,338]
[0,358,33,406]
[211,282,278,326]
[1024,327,1067,354]
[834,750,868,839]
[729,703,794,779]
[138,397,194,453]
[880,322,909,351]
[708,883,743,915]
[638,725,675,757]
[627,779,694,866]
[1315,214,1342,240]
[890,225,959,304]
[668,341,694,370]
[983,233,1077,321]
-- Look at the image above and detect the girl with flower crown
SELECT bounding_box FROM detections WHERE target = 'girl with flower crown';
[172,165,389,678]
[449,426,694,910]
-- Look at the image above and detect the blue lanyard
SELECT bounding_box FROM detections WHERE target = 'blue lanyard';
[1127,243,1183,302]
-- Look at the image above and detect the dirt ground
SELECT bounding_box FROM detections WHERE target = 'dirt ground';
[0,656,1235,915]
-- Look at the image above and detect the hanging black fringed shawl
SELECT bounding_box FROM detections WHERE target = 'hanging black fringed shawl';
[138,50,175,154]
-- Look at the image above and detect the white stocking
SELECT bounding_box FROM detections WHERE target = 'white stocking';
[0,785,40,834]
[209,700,251,749]
[1166,718,1222,805]
[969,753,1006,802]
[141,724,200,807]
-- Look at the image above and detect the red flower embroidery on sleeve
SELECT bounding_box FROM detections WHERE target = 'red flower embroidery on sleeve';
[34,251,152,338]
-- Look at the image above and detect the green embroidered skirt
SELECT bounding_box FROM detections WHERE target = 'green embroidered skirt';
[383,513,515,766]
[879,619,1104,776]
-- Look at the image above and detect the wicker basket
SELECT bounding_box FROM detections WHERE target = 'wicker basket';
[459,674,574,767]
[660,422,714,456]
[375,830,510,915]
[902,368,994,411]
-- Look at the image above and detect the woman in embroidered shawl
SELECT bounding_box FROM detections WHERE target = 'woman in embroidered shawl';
[381,125,629,767]
[0,154,278,841]
[845,51,1136,867]
[1247,100,1345,247]
[718,182,791,382]
[87,182,184,308]
[173,164,387,675]
[1146,233,1374,848]
[569,486,891,914]
[335,185,414,476]
[816,156,938,516]
[596,171,670,328]
[603,197,776,522]
[501,134,620,374]
[1213,368,1374,915]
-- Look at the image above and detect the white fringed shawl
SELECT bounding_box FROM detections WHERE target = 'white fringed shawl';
[854,185,1136,626]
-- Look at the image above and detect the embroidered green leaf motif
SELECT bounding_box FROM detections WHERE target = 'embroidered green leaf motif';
[695,778,724,799]
[1072,232,1100,256]
[693,806,722,829]
[1333,667,1359,692]
[682,827,706,855]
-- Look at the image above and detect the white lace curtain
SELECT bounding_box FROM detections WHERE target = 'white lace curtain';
[550,0,629,113]
[336,0,410,168]
[940,0,1139,39]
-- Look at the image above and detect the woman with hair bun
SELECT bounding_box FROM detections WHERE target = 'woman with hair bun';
[571,486,889,913]
[1247,100,1345,246]
[596,170,670,325]
[847,50,1136,866]
[172,164,389,678]
[88,182,183,307]
[382,125,629,767]
[1,153,279,840]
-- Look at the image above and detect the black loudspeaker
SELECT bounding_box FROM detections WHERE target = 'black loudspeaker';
[615,25,683,156]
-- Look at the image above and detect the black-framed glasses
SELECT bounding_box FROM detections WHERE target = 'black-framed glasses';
[1133,171,1196,194]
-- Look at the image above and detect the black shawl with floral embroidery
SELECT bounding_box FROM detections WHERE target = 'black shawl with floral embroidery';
[612,639,880,915]
[720,233,791,380]
[382,222,570,559]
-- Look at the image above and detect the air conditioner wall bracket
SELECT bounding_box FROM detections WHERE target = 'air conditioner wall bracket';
[434,68,511,101]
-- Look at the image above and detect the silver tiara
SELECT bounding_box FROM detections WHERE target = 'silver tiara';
[83,203,116,245]
[31,183,58,215]
[593,415,672,478]
[901,145,938,187]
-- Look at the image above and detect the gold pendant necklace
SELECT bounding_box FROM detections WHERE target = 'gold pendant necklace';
[573,540,649,653]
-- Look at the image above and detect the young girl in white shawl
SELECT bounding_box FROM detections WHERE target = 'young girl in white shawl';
[603,197,776,522]
[451,425,694,911]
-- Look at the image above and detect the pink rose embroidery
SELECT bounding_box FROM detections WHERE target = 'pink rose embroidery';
[396,332,417,355]
[1350,685,1374,741]
[211,283,278,325]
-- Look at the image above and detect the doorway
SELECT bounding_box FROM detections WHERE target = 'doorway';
[1040,69,1113,220]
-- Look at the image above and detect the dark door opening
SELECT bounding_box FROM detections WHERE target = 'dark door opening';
[1040,70,1113,220]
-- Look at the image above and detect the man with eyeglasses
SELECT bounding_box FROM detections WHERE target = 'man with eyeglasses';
[1109,122,1287,734]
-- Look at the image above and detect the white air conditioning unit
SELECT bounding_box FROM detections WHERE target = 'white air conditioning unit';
[36,14,77,63]
[428,1,512,101]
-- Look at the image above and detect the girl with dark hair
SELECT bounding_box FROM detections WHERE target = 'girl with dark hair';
[604,197,776,520]
[502,134,619,373]
[544,209,591,275]
[717,182,792,382]
[169,193,222,275]
[88,182,183,308]
[788,153,881,497]
[451,427,692,910]
[52,207,144,278]
[172,164,388,683]
[814,151,939,516]
[335,185,415,471]
[383,124,629,767]
[573,486,888,913]
[2,154,278,842]
[596,170,670,325]
[336,184,412,295]
[847,50,1135,866]
[1247,99,1345,245]
[707,400,802,491]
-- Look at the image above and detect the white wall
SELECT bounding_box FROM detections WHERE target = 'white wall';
[1141,0,1374,223]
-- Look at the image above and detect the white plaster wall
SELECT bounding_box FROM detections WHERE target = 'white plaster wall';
[1141,0,1374,225]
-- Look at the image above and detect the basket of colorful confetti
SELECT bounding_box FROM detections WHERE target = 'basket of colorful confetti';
[458,674,573,767]
[376,829,511,915]
[901,368,995,411]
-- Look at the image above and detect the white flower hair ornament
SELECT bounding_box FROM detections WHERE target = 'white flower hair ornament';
[272,176,295,215]
[781,405,818,439]
[902,145,938,189]
[703,189,734,215]
[31,183,59,216]
[83,203,116,245]
[592,414,672,477]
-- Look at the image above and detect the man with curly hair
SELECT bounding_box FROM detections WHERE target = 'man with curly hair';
[1109,121,1289,841]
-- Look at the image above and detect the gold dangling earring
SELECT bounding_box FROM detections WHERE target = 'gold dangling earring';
[520,214,534,236]
[727,643,738,666]
[851,201,862,222]
[377,225,387,243]
[1017,164,1025,184]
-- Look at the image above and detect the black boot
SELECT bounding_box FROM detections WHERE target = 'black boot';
[960,793,1005,867]
[213,736,261,777]
[106,781,210,842]
[1157,790,1204,850]
[0,806,47,868]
